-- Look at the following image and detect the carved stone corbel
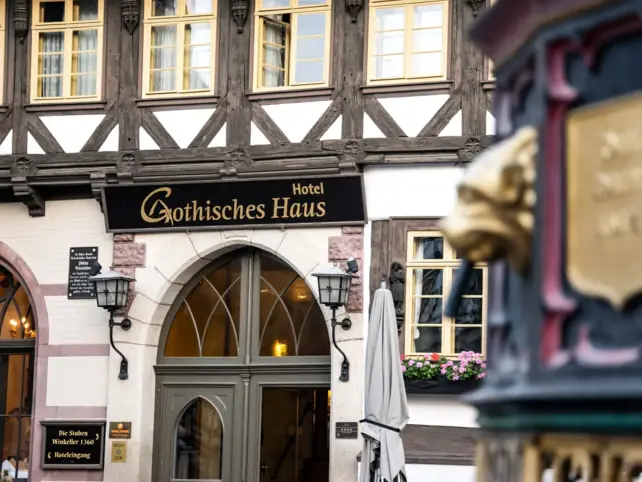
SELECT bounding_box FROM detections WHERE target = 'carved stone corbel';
[121,0,140,34]
[11,158,44,217]
[457,137,483,163]
[14,0,29,41]
[389,262,405,334]
[231,0,249,33]
[116,153,139,181]
[221,148,252,176]
[345,0,362,23]
[466,0,485,17]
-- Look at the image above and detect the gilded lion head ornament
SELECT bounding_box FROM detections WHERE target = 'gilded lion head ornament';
[440,126,538,272]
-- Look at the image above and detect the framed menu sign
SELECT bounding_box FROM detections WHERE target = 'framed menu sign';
[41,421,106,470]
[67,247,98,299]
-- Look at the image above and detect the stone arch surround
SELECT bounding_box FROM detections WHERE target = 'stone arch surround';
[105,227,365,482]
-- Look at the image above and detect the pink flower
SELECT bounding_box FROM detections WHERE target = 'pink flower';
[480,372,486,378]
[441,368,447,374]
[476,359,483,365]
[447,361,453,367]
[459,366,465,373]
[453,374,459,381]
[401,366,407,372]
[408,359,415,366]
[416,362,423,368]
[481,363,487,368]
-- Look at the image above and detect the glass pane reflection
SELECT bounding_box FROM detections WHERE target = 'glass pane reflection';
[164,258,241,357]
[259,255,330,357]
[414,326,441,353]
[175,398,223,480]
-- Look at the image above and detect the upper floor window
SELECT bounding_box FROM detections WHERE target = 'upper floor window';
[30,0,104,102]
[142,0,217,98]
[253,0,331,91]
[367,0,448,84]
[404,231,487,357]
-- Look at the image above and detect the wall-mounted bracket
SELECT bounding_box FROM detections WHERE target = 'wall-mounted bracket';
[231,0,249,33]
[121,0,140,34]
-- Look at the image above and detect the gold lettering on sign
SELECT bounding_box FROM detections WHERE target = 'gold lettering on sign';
[139,182,329,226]
[566,93,642,309]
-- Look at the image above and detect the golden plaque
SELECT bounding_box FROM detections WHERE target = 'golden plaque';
[566,92,642,309]
[111,441,127,463]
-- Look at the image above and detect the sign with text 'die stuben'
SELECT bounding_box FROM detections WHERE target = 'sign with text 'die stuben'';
[102,175,366,233]
[41,421,106,470]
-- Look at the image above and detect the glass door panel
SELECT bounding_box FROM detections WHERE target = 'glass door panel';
[258,387,329,482]
[160,386,234,482]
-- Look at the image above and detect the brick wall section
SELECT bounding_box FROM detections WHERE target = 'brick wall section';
[328,226,364,312]
[113,233,146,315]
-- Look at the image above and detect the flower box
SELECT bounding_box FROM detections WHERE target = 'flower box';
[400,351,486,396]
[403,376,482,395]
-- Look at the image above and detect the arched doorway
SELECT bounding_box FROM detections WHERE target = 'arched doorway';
[153,247,331,482]
[0,265,36,482]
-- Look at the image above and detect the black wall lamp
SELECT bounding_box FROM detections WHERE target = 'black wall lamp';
[89,262,135,381]
[312,258,358,382]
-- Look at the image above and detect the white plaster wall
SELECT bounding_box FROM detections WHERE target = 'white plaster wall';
[405,395,478,427]
[46,356,109,406]
[0,199,113,286]
[364,164,464,220]
[107,228,364,482]
[359,463,476,482]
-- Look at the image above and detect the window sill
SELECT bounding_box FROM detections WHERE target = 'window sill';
[482,80,496,91]
[24,100,107,113]
[404,376,481,395]
[247,87,335,103]
[136,95,220,108]
[0,105,10,114]
[362,80,453,96]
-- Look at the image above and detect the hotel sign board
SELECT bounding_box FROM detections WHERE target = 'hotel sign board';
[41,421,106,470]
[102,175,366,233]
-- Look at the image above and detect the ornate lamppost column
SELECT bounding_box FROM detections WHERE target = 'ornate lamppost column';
[440,0,642,480]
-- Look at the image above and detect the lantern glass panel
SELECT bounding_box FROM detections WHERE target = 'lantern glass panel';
[339,276,352,306]
[96,279,108,307]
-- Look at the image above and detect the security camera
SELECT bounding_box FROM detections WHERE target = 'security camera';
[346,257,359,274]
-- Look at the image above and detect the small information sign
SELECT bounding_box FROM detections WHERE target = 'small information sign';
[67,247,98,299]
[41,421,106,470]
[335,422,359,439]
[109,422,132,439]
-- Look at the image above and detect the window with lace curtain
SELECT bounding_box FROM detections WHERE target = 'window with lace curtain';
[367,0,448,85]
[30,0,104,102]
[253,0,331,91]
[404,230,487,357]
[142,0,217,98]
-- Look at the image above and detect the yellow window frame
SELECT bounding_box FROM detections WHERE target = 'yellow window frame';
[488,0,495,79]
[0,1,6,105]
[253,0,332,92]
[141,0,217,98]
[30,0,104,103]
[367,0,449,85]
[404,230,487,357]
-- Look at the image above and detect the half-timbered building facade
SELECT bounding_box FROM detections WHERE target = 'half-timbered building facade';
[0,0,495,480]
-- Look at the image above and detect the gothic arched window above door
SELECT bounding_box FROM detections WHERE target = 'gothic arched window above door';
[161,248,331,361]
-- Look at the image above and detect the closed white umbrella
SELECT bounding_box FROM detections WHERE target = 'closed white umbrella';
[360,286,410,482]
